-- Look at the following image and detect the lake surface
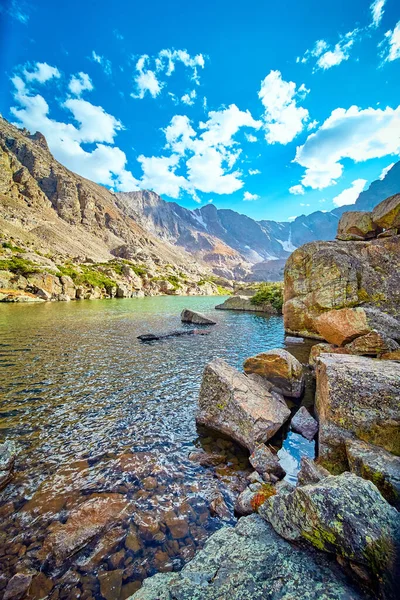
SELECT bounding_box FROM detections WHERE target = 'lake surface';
[0,296,315,599]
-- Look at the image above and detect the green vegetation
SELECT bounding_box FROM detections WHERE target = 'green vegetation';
[250,282,284,311]
[0,256,41,277]
[57,263,116,291]
[2,241,25,253]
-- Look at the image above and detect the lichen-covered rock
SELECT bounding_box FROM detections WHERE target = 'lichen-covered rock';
[215,295,277,313]
[291,406,318,441]
[372,193,400,230]
[243,349,304,398]
[344,331,399,356]
[260,473,400,600]
[249,443,285,480]
[283,236,400,338]
[381,350,400,361]
[337,211,380,239]
[130,514,368,600]
[196,359,290,452]
[345,439,400,509]
[315,354,400,471]
[297,457,330,486]
[315,307,400,346]
[180,309,216,325]
[309,343,350,366]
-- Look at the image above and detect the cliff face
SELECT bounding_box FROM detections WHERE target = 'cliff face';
[283,195,400,338]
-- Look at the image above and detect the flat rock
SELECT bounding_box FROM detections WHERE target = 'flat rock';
[180,308,216,325]
[243,348,305,398]
[315,307,370,346]
[215,295,277,313]
[188,451,226,467]
[260,472,400,600]
[372,193,400,230]
[345,439,400,509]
[291,406,318,441]
[99,569,123,600]
[249,443,285,479]
[309,343,350,366]
[130,514,367,600]
[315,354,400,472]
[196,359,290,452]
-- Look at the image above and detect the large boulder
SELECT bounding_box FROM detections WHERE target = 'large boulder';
[309,343,350,366]
[337,211,380,240]
[315,307,400,346]
[260,473,400,600]
[345,439,400,509]
[130,514,367,600]
[372,193,400,230]
[215,295,277,313]
[297,457,330,486]
[283,236,400,338]
[26,272,62,299]
[243,349,304,398]
[180,308,216,325]
[344,331,399,356]
[315,354,400,472]
[196,359,290,452]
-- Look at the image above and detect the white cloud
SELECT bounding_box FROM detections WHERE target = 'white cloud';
[0,0,30,24]
[10,68,138,192]
[258,70,310,144]
[181,89,197,105]
[91,51,112,76]
[243,191,260,201]
[156,49,205,83]
[137,155,188,198]
[132,55,162,99]
[379,162,394,179]
[294,105,400,189]
[332,179,367,207]
[248,168,261,175]
[307,119,319,131]
[68,72,93,96]
[23,62,60,83]
[370,0,386,27]
[245,133,258,142]
[289,184,305,195]
[381,22,400,62]
[300,202,310,206]
[299,30,359,72]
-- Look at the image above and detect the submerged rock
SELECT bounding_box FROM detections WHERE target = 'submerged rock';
[249,443,285,480]
[0,440,16,490]
[215,295,277,313]
[291,406,318,441]
[315,354,400,471]
[3,574,32,600]
[196,359,290,452]
[260,472,400,599]
[345,439,400,509]
[243,349,304,398]
[138,329,211,341]
[180,309,216,325]
[130,514,368,600]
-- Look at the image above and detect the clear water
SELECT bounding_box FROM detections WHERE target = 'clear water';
[0,296,315,598]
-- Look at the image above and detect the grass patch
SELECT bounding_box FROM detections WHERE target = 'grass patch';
[0,256,41,277]
[57,264,116,291]
[2,241,25,253]
[250,282,284,311]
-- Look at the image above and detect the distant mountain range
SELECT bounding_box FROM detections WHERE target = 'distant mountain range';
[117,160,400,280]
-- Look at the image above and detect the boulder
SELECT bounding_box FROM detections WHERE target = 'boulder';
[291,406,318,441]
[308,343,350,366]
[260,473,400,599]
[234,487,258,515]
[243,349,304,398]
[249,443,285,480]
[315,307,400,346]
[297,457,330,486]
[283,236,400,339]
[196,359,290,452]
[372,193,400,230]
[381,350,400,361]
[344,330,399,356]
[27,272,62,299]
[60,275,76,299]
[315,354,400,472]
[215,295,277,313]
[378,228,398,238]
[180,308,216,325]
[345,439,400,509]
[3,574,33,600]
[116,283,132,298]
[130,514,367,600]
[337,211,380,240]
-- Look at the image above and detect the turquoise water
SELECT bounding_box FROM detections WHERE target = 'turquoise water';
[0,296,314,598]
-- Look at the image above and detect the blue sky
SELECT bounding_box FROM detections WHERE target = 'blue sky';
[0,0,399,221]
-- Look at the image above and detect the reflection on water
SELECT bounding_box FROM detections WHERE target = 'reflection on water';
[0,296,315,599]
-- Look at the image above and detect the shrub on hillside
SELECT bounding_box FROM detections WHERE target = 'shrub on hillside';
[250,282,284,311]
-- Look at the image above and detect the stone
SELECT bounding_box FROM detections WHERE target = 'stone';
[130,514,367,600]
[243,348,304,398]
[249,443,285,479]
[260,472,400,600]
[283,236,400,339]
[25,573,53,600]
[215,295,277,313]
[337,210,380,239]
[125,526,142,553]
[3,574,32,600]
[314,307,370,346]
[345,439,400,509]
[297,457,330,486]
[315,354,400,472]
[188,451,226,467]
[116,283,132,298]
[180,309,216,325]
[0,440,16,490]
[234,487,258,515]
[208,490,230,520]
[77,526,126,570]
[164,511,189,539]
[344,330,399,356]
[60,275,76,298]
[308,343,350,366]
[372,193,400,230]
[381,350,400,360]
[291,406,318,441]
[377,227,398,238]
[197,359,290,452]
[27,272,62,299]
[38,494,130,565]
[99,570,123,600]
